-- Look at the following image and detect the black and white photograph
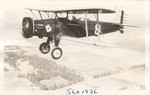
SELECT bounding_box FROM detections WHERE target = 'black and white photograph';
[0,0,149,95]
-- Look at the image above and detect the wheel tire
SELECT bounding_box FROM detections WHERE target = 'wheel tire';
[120,30,124,34]
[22,17,34,38]
[51,47,63,59]
[39,43,50,54]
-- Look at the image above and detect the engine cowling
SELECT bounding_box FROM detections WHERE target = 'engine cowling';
[22,17,34,38]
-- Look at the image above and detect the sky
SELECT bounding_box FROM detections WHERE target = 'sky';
[0,0,149,27]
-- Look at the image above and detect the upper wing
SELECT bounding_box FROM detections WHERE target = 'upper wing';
[25,8,116,14]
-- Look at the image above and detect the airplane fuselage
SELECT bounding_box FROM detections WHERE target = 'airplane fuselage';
[32,18,123,38]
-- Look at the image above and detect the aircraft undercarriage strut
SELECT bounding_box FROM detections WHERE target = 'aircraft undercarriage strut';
[39,33,62,59]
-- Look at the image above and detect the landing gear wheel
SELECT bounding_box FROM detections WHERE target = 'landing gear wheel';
[120,30,124,34]
[51,47,63,59]
[39,43,50,54]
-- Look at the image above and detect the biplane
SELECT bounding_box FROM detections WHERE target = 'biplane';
[22,8,127,59]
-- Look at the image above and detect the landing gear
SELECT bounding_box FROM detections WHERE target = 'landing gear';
[39,37,52,54]
[51,47,63,59]
[39,36,63,59]
[39,43,63,59]
[39,20,63,59]
[120,30,124,34]
[39,43,50,54]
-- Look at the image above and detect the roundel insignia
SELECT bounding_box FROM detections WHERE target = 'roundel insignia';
[45,24,52,32]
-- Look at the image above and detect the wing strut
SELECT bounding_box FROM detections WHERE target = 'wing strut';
[84,11,89,40]
[96,12,102,41]
[96,12,103,38]
[29,9,37,20]
[38,11,43,20]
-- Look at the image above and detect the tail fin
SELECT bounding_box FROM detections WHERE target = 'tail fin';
[120,10,124,24]
[120,10,139,28]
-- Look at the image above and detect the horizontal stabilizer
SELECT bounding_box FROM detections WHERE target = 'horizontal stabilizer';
[123,25,140,28]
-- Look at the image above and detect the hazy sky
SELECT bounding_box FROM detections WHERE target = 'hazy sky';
[0,0,149,28]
